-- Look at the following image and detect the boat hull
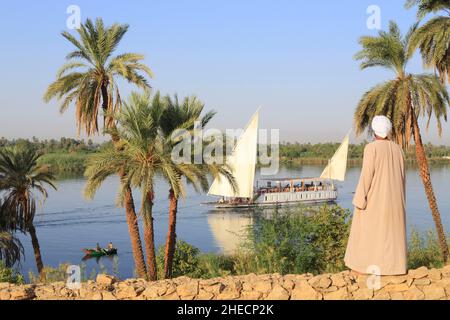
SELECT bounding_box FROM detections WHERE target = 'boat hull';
[208,179,339,210]
[82,248,118,258]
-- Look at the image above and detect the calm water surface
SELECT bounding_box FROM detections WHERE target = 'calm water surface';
[17,164,450,279]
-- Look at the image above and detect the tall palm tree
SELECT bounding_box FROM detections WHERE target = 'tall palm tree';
[0,148,56,275]
[406,0,450,84]
[159,95,236,279]
[354,21,450,262]
[44,18,152,278]
[85,91,170,281]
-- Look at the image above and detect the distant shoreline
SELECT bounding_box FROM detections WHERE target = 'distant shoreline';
[1,138,450,174]
[281,157,450,166]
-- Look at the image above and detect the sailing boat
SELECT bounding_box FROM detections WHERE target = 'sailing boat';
[207,111,349,208]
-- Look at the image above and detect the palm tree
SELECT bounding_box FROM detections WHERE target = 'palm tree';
[354,21,450,262]
[0,231,23,268]
[0,147,56,275]
[85,91,170,281]
[0,199,24,268]
[159,95,236,279]
[406,0,450,84]
[44,18,152,278]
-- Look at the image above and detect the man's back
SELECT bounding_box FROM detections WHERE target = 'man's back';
[345,139,407,275]
[366,140,405,213]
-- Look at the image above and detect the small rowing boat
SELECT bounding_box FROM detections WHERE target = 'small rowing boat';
[82,248,118,258]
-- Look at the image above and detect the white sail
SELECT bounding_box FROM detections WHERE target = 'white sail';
[208,111,259,198]
[320,133,349,181]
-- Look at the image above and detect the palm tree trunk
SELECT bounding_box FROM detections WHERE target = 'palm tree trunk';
[412,112,449,262]
[164,188,178,279]
[123,184,147,278]
[143,192,158,281]
[22,197,45,277]
[103,80,147,279]
[29,224,44,276]
[101,83,111,128]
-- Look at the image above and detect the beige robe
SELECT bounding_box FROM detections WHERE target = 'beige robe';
[344,140,407,275]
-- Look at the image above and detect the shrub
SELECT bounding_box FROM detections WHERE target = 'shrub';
[407,228,448,270]
[309,205,351,273]
[37,152,89,173]
[197,253,235,278]
[159,205,352,279]
[243,205,351,275]
[156,240,202,279]
[0,261,24,284]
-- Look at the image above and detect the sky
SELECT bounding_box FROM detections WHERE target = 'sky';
[0,0,448,144]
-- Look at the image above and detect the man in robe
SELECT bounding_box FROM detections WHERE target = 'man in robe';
[344,115,407,275]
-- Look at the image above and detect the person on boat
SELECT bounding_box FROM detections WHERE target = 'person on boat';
[96,242,101,251]
[107,242,114,251]
[344,115,407,276]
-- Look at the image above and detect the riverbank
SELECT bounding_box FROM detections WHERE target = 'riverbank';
[2,138,450,174]
[2,265,450,300]
[281,157,450,165]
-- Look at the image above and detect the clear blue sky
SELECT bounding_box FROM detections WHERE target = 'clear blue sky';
[0,0,448,144]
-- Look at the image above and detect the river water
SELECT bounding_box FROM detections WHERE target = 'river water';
[16,164,450,279]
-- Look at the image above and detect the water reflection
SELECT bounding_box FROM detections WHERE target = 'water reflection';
[207,211,253,254]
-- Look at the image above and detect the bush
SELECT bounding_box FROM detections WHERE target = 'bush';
[37,152,88,174]
[407,228,448,270]
[309,205,351,273]
[243,205,351,275]
[159,205,352,279]
[197,254,235,278]
[156,240,202,279]
[156,240,239,279]
[0,261,24,284]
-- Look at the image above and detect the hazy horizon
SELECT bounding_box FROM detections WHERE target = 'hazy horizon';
[1,1,449,145]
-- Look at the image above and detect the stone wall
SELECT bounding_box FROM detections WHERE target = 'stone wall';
[1,265,450,300]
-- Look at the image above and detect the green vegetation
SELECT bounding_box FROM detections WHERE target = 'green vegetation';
[279,142,450,164]
[38,152,89,173]
[242,205,351,275]
[1,137,449,175]
[156,205,351,278]
[157,240,203,279]
[156,205,449,280]
[408,228,449,270]
[0,231,23,268]
[0,261,24,284]
[405,0,450,85]
[0,137,101,174]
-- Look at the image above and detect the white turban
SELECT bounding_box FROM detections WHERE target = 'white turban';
[371,115,392,138]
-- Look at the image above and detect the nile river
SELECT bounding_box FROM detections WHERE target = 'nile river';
[17,164,450,279]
